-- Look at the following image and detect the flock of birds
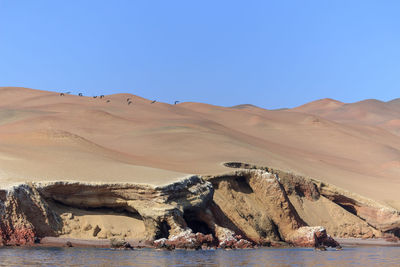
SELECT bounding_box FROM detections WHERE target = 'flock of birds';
[59,92,180,105]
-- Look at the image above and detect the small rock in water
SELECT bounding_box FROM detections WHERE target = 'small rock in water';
[110,238,133,250]
[315,245,327,251]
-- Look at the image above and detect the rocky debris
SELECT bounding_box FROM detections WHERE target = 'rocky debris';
[216,229,253,249]
[110,238,133,250]
[289,226,340,248]
[153,227,253,250]
[154,229,215,250]
[383,233,399,243]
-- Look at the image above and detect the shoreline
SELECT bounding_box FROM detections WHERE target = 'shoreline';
[335,238,400,247]
[36,237,154,249]
[9,237,399,249]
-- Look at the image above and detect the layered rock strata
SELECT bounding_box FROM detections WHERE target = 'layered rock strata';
[0,183,61,245]
[1,164,398,248]
[224,162,400,239]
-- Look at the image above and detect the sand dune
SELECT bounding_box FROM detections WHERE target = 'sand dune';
[0,87,399,209]
[294,97,400,132]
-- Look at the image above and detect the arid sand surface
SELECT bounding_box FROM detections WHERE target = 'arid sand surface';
[1,87,400,208]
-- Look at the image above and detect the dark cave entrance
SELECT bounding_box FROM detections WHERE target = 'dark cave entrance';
[155,221,171,239]
[235,176,254,194]
[387,228,400,238]
[183,211,213,235]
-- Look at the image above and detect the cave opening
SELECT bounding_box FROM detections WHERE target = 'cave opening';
[387,228,400,238]
[294,185,305,198]
[183,211,213,235]
[235,176,254,194]
[156,221,171,239]
[49,199,144,221]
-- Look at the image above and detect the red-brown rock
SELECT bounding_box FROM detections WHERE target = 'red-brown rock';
[0,225,36,246]
[289,226,340,248]
[153,230,215,250]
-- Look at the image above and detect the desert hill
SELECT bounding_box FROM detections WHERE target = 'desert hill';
[0,87,399,210]
[293,97,400,136]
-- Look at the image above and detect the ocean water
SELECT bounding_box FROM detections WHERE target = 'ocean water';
[0,247,399,266]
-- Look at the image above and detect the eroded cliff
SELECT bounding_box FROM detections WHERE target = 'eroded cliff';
[1,164,399,248]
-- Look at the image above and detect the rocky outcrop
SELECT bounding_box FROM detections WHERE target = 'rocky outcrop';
[154,229,215,250]
[224,162,400,239]
[6,164,398,249]
[0,184,61,246]
[318,182,400,235]
[205,170,305,244]
[279,171,400,237]
[36,175,213,241]
[109,238,134,250]
[0,176,214,246]
[288,226,340,248]
[0,169,341,248]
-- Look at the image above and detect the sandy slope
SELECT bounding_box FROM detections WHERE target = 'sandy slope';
[293,98,400,135]
[0,87,399,209]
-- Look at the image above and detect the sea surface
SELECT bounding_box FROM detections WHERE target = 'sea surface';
[0,246,399,266]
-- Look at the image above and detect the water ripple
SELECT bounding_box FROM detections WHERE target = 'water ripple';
[0,247,399,266]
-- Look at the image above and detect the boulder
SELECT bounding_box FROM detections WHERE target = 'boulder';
[289,226,340,248]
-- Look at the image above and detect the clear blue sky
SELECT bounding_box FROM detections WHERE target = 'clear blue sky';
[1,1,399,109]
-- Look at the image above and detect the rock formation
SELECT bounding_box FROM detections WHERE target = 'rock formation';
[224,162,400,239]
[0,164,399,248]
[0,184,61,245]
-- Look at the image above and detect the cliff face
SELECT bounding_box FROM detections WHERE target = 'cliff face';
[0,184,61,245]
[277,170,400,239]
[1,165,399,248]
[223,163,400,239]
